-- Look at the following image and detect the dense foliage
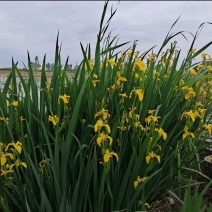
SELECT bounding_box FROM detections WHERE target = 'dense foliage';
[0,1,212,211]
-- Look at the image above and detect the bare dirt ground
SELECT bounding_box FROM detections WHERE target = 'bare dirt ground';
[0,70,74,77]
[150,149,212,211]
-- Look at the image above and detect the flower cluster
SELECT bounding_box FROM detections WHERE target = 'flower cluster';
[116,71,127,88]
[181,110,200,123]
[0,117,9,124]
[86,58,94,70]
[107,58,116,67]
[204,124,212,135]
[94,108,118,163]
[0,141,27,177]
[127,107,144,131]
[133,58,146,72]
[182,86,196,100]
[92,74,100,87]
[145,110,161,125]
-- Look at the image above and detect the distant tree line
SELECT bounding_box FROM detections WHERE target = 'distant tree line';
[31,56,76,72]
[0,55,77,72]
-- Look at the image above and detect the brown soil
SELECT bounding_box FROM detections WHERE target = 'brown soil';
[150,150,212,211]
[0,70,74,77]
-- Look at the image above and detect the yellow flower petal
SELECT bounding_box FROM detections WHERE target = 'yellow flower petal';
[96,137,102,147]
[58,94,70,104]
[134,180,139,189]
[1,155,6,166]
[103,149,118,163]
[105,124,111,134]
[103,152,111,163]
[112,152,118,161]
[155,155,161,163]
[146,155,150,164]
[21,162,27,169]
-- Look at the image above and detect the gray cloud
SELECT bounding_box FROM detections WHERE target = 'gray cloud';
[0,1,211,68]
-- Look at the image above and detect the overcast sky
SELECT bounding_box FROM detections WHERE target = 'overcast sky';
[0,1,212,68]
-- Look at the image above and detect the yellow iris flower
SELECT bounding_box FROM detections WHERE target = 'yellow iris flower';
[0,117,9,123]
[155,128,167,140]
[48,115,59,126]
[148,54,157,61]
[182,125,195,140]
[93,74,98,79]
[134,121,144,130]
[94,119,111,133]
[87,58,94,70]
[119,93,128,98]
[204,124,212,135]
[103,149,118,163]
[107,58,116,66]
[146,151,161,164]
[130,88,144,101]
[189,68,197,75]
[39,159,50,174]
[134,176,148,189]
[133,58,146,72]
[0,153,14,166]
[92,80,100,87]
[137,201,151,209]
[94,108,110,121]
[116,76,127,86]
[10,101,19,107]
[0,164,14,176]
[58,94,70,104]
[45,81,52,90]
[181,110,199,122]
[182,86,196,99]
[5,141,22,154]
[9,159,27,170]
[197,108,206,118]
[96,132,113,146]
[145,115,161,125]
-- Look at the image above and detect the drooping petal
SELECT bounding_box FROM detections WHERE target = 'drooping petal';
[112,152,118,161]
[104,124,111,134]
[155,155,161,164]
[136,89,143,101]
[14,142,22,154]
[134,180,139,189]
[163,132,167,140]
[96,137,102,147]
[94,119,104,132]
[107,136,113,145]
[1,155,7,166]
[103,151,111,163]
[190,133,195,139]
[146,155,151,164]
[21,162,27,169]
[183,132,188,140]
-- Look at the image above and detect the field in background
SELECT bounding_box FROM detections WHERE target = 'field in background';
[0,70,74,77]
